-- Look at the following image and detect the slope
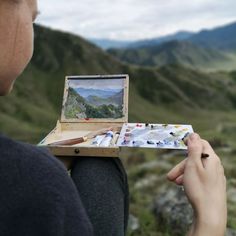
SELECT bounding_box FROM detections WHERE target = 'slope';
[108,40,235,71]
[1,25,236,143]
[188,21,236,51]
[127,31,194,48]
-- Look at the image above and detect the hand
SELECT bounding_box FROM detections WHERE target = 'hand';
[167,133,227,236]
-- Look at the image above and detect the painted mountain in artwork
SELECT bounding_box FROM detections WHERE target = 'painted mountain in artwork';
[76,88,122,99]
[64,87,124,119]
[86,89,124,107]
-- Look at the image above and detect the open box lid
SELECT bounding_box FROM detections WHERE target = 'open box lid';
[61,74,129,123]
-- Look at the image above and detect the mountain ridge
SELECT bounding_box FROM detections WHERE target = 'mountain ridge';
[90,21,236,51]
[188,21,236,51]
[107,40,235,71]
[127,31,194,49]
[1,24,236,142]
[90,31,194,49]
[76,87,121,98]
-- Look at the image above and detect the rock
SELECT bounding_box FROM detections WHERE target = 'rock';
[227,228,236,236]
[153,187,193,236]
[137,160,172,171]
[228,188,236,203]
[160,150,187,160]
[128,214,140,231]
[134,174,158,189]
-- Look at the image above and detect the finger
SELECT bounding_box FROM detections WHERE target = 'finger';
[183,133,192,145]
[201,139,221,169]
[201,139,217,158]
[186,133,204,170]
[167,159,186,181]
[175,174,184,185]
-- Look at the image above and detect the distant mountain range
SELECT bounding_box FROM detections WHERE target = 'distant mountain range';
[188,21,236,51]
[124,31,194,49]
[90,21,236,51]
[106,21,236,71]
[1,24,236,142]
[76,88,122,99]
[90,31,194,50]
[108,40,236,71]
[89,38,133,50]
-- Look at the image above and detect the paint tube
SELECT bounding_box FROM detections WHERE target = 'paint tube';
[111,132,120,146]
[92,135,105,146]
[100,131,114,147]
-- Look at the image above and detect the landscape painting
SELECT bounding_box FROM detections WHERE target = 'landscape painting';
[64,78,125,119]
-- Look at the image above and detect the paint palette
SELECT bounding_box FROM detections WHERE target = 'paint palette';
[117,123,194,150]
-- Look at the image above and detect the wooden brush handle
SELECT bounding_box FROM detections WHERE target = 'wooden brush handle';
[49,136,88,146]
[48,127,113,146]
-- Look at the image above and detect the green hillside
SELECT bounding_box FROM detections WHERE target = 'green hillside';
[108,40,236,71]
[64,87,87,119]
[1,24,236,235]
[1,25,236,141]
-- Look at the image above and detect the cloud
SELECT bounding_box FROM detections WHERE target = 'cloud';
[69,78,124,90]
[36,0,236,40]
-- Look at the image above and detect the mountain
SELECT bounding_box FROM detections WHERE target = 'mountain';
[89,31,194,50]
[91,21,236,53]
[1,24,236,143]
[64,87,87,119]
[65,88,123,119]
[108,90,124,106]
[86,95,111,106]
[89,38,132,50]
[188,21,236,51]
[76,88,121,98]
[108,40,235,71]
[128,64,236,110]
[120,21,236,51]
[106,21,236,71]
[86,89,123,107]
[127,31,194,48]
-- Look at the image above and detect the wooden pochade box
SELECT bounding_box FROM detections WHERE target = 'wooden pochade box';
[39,74,129,158]
[39,74,194,157]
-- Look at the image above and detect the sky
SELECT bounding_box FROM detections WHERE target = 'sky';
[69,79,124,90]
[36,0,236,41]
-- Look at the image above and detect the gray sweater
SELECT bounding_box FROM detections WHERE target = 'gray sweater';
[0,134,93,236]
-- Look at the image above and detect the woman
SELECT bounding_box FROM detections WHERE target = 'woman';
[0,1,128,236]
[0,0,226,235]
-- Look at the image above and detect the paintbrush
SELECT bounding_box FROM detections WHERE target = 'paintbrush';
[48,127,113,146]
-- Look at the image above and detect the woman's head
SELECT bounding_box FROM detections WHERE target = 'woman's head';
[0,0,38,95]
